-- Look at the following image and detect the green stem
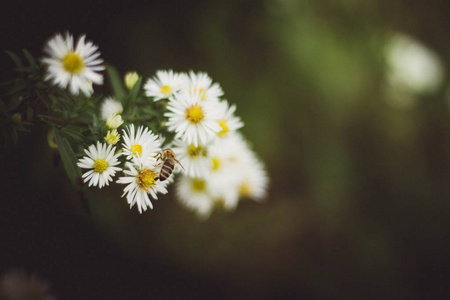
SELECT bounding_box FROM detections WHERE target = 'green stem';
[37,114,87,126]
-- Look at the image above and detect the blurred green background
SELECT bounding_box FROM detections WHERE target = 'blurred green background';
[2,0,450,299]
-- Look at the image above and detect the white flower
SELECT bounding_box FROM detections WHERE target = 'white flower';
[100,97,123,121]
[106,114,124,129]
[172,138,211,178]
[207,138,242,210]
[385,33,444,95]
[237,150,269,201]
[238,160,268,200]
[117,157,170,213]
[77,142,122,188]
[121,124,161,160]
[42,32,104,96]
[186,71,223,102]
[165,90,221,146]
[104,129,120,145]
[215,100,244,138]
[144,70,186,100]
[210,133,268,203]
[176,175,214,219]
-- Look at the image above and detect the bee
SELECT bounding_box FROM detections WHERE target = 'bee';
[154,149,184,182]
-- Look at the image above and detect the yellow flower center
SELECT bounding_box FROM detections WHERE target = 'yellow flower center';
[93,159,108,173]
[187,144,208,158]
[62,52,84,74]
[131,144,143,156]
[160,85,172,96]
[217,120,229,137]
[212,157,221,171]
[239,181,251,198]
[191,178,206,192]
[185,104,204,124]
[137,168,157,191]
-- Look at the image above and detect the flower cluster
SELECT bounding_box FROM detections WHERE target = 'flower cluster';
[145,70,269,218]
[4,31,268,218]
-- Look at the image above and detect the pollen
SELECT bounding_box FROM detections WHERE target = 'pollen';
[137,168,157,191]
[217,120,229,137]
[131,144,143,156]
[187,144,208,158]
[185,104,204,124]
[62,52,85,74]
[160,85,172,96]
[93,159,109,173]
[191,178,206,192]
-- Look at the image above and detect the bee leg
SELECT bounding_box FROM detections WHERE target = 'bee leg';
[154,155,163,167]
[154,176,159,181]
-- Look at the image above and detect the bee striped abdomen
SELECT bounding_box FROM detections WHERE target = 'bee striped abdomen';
[159,161,174,181]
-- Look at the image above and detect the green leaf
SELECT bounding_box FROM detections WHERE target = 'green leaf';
[22,49,37,67]
[89,114,102,141]
[5,50,23,68]
[126,76,142,106]
[7,96,24,112]
[11,127,18,145]
[48,94,59,107]
[106,64,126,103]
[92,114,101,132]
[6,82,27,96]
[62,127,84,143]
[53,127,82,188]
[26,105,34,121]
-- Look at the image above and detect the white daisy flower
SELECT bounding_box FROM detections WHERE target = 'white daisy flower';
[121,124,161,161]
[77,142,122,188]
[385,33,444,95]
[216,100,244,138]
[186,71,223,102]
[172,138,211,178]
[144,70,186,100]
[208,138,242,210]
[237,151,269,201]
[176,175,214,219]
[117,157,170,213]
[42,32,104,96]
[220,132,254,166]
[165,90,221,146]
[100,97,123,121]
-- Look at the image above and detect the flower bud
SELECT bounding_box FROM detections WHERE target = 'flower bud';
[105,129,120,145]
[106,114,124,129]
[124,71,139,90]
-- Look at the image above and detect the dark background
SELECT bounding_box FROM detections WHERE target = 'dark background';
[2,0,450,299]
